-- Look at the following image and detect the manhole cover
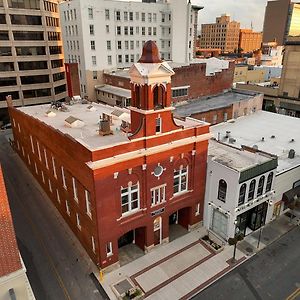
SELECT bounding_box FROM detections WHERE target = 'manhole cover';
[263,237,270,241]
[246,247,253,253]
[113,279,134,295]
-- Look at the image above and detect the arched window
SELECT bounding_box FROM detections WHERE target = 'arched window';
[153,85,164,109]
[266,172,273,192]
[135,85,141,108]
[248,179,256,201]
[257,176,265,197]
[238,183,246,205]
[218,179,227,202]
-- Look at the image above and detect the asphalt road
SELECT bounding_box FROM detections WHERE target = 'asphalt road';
[0,131,104,300]
[192,226,300,300]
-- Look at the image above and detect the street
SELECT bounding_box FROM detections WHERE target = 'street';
[192,226,300,300]
[0,131,105,300]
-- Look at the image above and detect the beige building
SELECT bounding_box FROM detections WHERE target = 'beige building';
[234,65,266,84]
[0,0,67,118]
[239,29,262,53]
[200,14,240,53]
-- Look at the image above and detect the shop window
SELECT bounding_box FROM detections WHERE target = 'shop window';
[218,179,227,202]
[238,183,246,205]
[266,172,273,192]
[257,176,265,197]
[248,179,256,200]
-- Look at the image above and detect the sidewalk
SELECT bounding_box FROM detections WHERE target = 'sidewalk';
[99,215,296,300]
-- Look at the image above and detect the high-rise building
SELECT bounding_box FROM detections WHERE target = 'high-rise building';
[263,0,300,45]
[238,29,262,53]
[200,14,240,53]
[59,0,202,99]
[0,0,67,121]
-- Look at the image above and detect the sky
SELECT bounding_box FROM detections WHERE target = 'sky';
[119,0,269,32]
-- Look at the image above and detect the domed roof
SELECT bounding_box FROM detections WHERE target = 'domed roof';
[138,40,162,64]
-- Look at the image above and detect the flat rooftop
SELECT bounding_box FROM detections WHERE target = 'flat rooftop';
[175,90,260,117]
[209,139,273,172]
[18,102,204,151]
[211,111,300,173]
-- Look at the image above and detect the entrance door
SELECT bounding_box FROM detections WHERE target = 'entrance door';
[118,230,134,248]
[153,217,162,246]
[169,212,178,225]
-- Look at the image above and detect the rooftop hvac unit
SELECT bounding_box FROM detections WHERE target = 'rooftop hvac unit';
[99,114,113,136]
[229,138,236,144]
[288,149,295,159]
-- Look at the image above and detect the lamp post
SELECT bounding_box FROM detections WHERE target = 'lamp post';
[228,220,244,263]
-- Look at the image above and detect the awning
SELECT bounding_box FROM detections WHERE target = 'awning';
[282,186,300,204]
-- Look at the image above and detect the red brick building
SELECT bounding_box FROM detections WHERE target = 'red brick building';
[8,42,210,270]
[100,58,234,106]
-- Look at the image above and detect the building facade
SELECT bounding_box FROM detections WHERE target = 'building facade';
[200,14,240,53]
[234,65,267,84]
[8,42,210,270]
[0,166,35,300]
[0,0,67,118]
[204,140,277,241]
[59,0,202,99]
[238,29,262,53]
[263,0,300,45]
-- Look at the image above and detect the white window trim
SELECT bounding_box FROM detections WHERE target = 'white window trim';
[61,166,67,189]
[174,166,189,196]
[151,184,166,207]
[44,149,48,169]
[106,242,113,257]
[91,236,96,253]
[195,203,200,216]
[76,213,81,230]
[121,183,140,216]
[56,189,61,203]
[41,170,45,183]
[48,179,52,193]
[34,162,38,174]
[30,135,34,153]
[37,142,41,161]
[52,157,57,178]
[72,177,78,202]
[66,200,70,216]
[85,190,92,218]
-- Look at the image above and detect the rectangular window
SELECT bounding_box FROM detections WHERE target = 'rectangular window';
[106,25,109,33]
[85,190,92,218]
[37,141,41,160]
[92,55,96,65]
[174,167,188,195]
[61,166,67,189]
[141,12,145,22]
[90,40,95,50]
[118,55,122,63]
[106,242,113,256]
[125,40,128,50]
[52,156,57,178]
[105,9,109,20]
[124,26,128,35]
[130,26,133,35]
[117,40,122,49]
[108,55,112,65]
[93,71,97,80]
[65,200,70,215]
[116,26,121,35]
[121,183,139,215]
[56,189,60,203]
[151,185,166,206]
[41,170,45,183]
[129,12,133,21]
[124,11,128,21]
[130,41,134,50]
[89,24,94,35]
[142,27,145,36]
[116,11,120,21]
[91,236,96,253]
[155,117,161,133]
[88,7,93,19]
[107,40,111,50]
[44,149,48,169]
[76,213,81,230]
[72,177,78,202]
[48,179,52,193]
[148,27,152,36]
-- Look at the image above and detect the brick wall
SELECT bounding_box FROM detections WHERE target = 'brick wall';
[191,106,233,125]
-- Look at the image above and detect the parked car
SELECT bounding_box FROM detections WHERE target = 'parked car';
[1,123,12,130]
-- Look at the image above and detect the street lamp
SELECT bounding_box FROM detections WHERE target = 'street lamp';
[228,220,244,263]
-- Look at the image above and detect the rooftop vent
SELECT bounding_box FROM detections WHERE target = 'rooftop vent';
[99,113,113,136]
[271,135,275,139]
[288,149,295,159]
[87,105,96,112]
[64,116,85,128]
[45,110,56,117]
[290,138,295,143]
[229,138,236,144]
[225,130,231,138]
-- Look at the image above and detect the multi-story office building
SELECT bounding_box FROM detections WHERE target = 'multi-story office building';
[200,14,240,53]
[8,42,210,270]
[238,29,262,53]
[59,0,202,99]
[263,0,300,45]
[0,0,67,121]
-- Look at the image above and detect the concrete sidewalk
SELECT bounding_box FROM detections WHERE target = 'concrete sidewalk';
[99,214,296,300]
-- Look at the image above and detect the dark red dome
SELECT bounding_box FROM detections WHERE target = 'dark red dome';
[138,40,162,63]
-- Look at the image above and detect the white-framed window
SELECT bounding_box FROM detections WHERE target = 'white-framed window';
[173,167,188,195]
[106,25,109,33]
[37,141,41,160]
[107,40,111,50]
[30,136,34,153]
[151,185,166,206]
[56,189,61,203]
[21,146,25,157]
[65,200,70,215]
[155,117,162,134]
[17,123,20,132]
[48,179,52,192]
[93,71,97,80]
[85,190,92,218]
[41,170,45,183]
[105,9,109,20]
[106,242,113,257]
[90,40,95,50]
[61,166,67,189]
[27,154,31,165]
[91,236,96,253]
[107,55,112,65]
[52,156,57,178]
[89,24,94,35]
[72,177,78,202]
[88,7,93,19]
[121,183,139,215]
[76,213,81,230]
[92,55,96,65]
[44,149,48,169]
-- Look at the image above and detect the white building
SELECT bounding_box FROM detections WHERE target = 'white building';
[261,45,284,67]
[59,0,202,98]
[254,65,282,82]
[204,139,277,242]
[210,110,300,221]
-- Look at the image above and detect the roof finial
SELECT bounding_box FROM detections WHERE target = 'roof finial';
[138,40,162,63]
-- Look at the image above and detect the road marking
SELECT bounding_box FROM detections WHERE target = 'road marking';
[286,288,300,300]
[5,161,72,300]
